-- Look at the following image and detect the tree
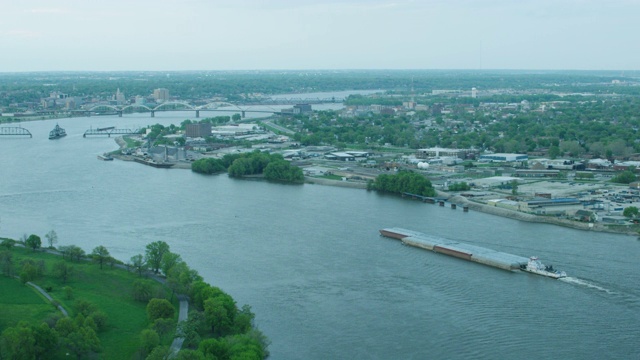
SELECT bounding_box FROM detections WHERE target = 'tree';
[53,261,73,283]
[25,234,41,251]
[548,145,560,159]
[146,346,172,360]
[62,325,101,358]
[152,318,175,338]
[32,322,59,359]
[88,311,108,333]
[19,259,39,283]
[132,279,154,302]
[204,294,237,337]
[146,298,175,321]
[145,241,170,274]
[623,206,639,218]
[130,254,147,276]
[91,245,111,270]
[0,250,13,277]
[175,349,207,360]
[60,245,86,261]
[75,300,97,317]
[139,329,160,357]
[1,238,14,250]
[0,321,37,359]
[232,113,242,122]
[263,160,304,183]
[69,246,86,261]
[448,182,471,191]
[44,230,58,248]
[611,170,636,184]
[511,180,519,195]
[161,251,182,276]
[64,286,73,299]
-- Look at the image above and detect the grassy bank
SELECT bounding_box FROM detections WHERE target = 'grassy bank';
[1,246,174,359]
[0,276,59,331]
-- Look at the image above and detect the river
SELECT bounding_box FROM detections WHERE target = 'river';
[1,111,639,359]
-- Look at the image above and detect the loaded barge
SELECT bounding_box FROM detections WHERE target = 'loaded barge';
[380,228,566,278]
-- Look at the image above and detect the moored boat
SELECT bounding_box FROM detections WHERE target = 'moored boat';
[49,124,67,139]
[520,256,567,279]
[97,154,114,161]
[133,156,174,168]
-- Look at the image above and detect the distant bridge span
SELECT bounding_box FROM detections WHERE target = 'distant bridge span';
[0,126,32,138]
[84,101,280,118]
[82,98,336,118]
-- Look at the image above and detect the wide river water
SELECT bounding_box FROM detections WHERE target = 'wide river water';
[1,110,639,359]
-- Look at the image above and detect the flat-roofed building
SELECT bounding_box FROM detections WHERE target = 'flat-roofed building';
[479,153,528,162]
[416,147,473,159]
[185,123,212,138]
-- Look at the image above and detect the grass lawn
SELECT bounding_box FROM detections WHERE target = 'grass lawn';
[3,247,177,359]
[0,276,59,330]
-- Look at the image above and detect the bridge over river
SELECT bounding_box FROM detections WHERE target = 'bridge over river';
[78,98,339,118]
[0,126,32,137]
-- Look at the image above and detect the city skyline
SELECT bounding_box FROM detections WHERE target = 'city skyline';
[0,0,638,72]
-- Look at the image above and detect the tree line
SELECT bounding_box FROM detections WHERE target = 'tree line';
[367,171,437,197]
[192,151,304,184]
[0,236,269,359]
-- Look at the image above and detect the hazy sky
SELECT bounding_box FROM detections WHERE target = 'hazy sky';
[0,0,638,71]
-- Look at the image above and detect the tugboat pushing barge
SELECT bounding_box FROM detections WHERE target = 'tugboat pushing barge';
[520,256,567,279]
[379,228,568,279]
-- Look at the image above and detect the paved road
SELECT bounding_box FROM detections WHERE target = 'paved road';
[26,281,69,317]
[169,295,189,357]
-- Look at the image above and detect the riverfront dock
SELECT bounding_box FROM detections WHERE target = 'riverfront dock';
[380,228,529,271]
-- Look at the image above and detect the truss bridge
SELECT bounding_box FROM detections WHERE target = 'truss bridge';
[0,126,32,138]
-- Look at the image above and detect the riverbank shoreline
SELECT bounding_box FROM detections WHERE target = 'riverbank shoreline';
[447,194,638,236]
[109,137,637,237]
[300,176,638,236]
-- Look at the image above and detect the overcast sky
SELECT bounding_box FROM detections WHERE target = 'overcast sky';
[0,0,638,72]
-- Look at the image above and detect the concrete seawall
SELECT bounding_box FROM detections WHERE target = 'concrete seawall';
[448,195,637,235]
[304,176,368,189]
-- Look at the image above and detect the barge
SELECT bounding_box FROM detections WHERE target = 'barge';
[133,157,174,168]
[380,228,564,276]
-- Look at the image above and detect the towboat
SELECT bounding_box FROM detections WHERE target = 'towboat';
[521,256,567,279]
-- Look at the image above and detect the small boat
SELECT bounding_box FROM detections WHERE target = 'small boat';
[49,124,67,139]
[97,154,114,161]
[520,256,567,279]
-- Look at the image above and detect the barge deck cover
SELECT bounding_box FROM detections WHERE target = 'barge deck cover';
[380,228,529,271]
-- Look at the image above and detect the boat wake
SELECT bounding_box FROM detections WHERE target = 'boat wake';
[559,277,614,295]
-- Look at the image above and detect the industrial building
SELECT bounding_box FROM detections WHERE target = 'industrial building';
[416,147,474,159]
[479,153,528,162]
[185,123,212,138]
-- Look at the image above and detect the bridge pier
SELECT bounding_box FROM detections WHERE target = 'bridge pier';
[118,111,122,117]
[196,110,200,118]
[151,111,155,118]
[241,111,245,119]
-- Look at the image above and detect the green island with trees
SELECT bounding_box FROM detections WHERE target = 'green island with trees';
[192,151,304,184]
[0,236,269,359]
[367,171,437,197]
